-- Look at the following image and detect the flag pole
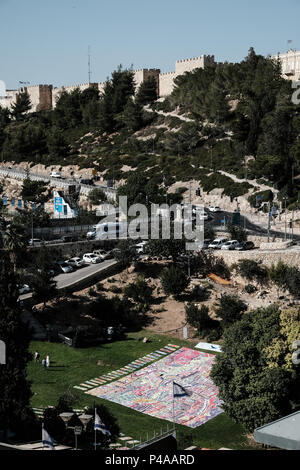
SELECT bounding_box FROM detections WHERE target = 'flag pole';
[172,381,175,430]
[94,402,97,451]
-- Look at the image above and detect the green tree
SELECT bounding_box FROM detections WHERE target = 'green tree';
[87,188,106,205]
[210,305,298,432]
[116,98,143,132]
[135,76,158,106]
[99,66,135,133]
[146,238,186,262]
[123,276,154,312]
[215,294,247,329]
[0,253,33,439]
[160,264,189,298]
[11,90,32,120]
[21,176,49,204]
[185,303,218,337]
[235,259,268,285]
[114,240,138,269]
[226,221,247,242]
[27,245,57,308]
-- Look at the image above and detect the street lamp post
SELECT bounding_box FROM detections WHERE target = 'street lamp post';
[59,412,93,450]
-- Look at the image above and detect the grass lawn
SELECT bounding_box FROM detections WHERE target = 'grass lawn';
[27,331,259,450]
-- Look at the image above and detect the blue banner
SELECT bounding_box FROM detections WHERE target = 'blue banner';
[54,197,63,213]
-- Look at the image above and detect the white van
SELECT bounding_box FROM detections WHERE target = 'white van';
[50,171,62,178]
[208,237,228,249]
[94,222,127,240]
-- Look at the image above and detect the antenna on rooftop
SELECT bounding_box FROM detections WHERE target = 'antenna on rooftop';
[287,39,293,51]
[88,46,92,84]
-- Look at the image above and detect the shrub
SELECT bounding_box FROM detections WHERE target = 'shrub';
[160,265,189,298]
[110,286,122,294]
[244,284,257,294]
[236,259,268,285]
[215,294,247,329]
[123,276,154,312]
[185,303,219,338]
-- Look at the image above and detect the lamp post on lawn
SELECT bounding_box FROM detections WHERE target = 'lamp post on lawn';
[59,412,92,450]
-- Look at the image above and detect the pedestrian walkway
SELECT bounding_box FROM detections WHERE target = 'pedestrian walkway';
[73,344,180,392]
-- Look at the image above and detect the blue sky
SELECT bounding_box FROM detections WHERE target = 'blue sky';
[1,0,299,89]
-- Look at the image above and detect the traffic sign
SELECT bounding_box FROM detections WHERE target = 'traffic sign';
[74,426,82,435]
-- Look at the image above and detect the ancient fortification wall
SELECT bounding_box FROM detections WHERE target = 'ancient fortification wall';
[1,54,215,112]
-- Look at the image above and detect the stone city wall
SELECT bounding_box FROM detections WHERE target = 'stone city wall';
[2,54,216,111]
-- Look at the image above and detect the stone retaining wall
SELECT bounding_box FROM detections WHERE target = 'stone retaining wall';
[216,249,300,268]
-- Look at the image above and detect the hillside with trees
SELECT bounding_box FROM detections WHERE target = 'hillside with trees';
[1,49,300,208]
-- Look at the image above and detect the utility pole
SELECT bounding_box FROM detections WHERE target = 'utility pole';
[267,201,271,243]
[284,197,287,241]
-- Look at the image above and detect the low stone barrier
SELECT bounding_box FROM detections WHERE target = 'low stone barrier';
[260,241,293,250]
[216,249,300,268]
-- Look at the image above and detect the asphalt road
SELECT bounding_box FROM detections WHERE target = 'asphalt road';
[20,258,117,300]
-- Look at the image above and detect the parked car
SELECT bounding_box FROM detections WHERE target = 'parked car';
[221,240,240,250]
[18,284,31,295]
[50,171,62,178]
[55,261,74,274]
[208,206,222,213]
[80,179,94,185]
[82,253,101,264]
[66,257,84,268]
[93,249,111,260]
[208,237,228,249]
[86,226,97,239]
[111,248,121,259]
[235,241,255,251]
[60,234,79,243]
[134,241,148,254]
[201,239,212,250]
[28,238,42,246]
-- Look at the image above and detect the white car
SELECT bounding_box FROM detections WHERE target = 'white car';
[93,249,111,260]
[208,237,228,249]
[55,261,74,274]
[83,253,101,264]
[50,171,62,178]
[134,241,148,254]
[66,257,84,268]
[197,211,209,220]
[208,206,222,213]
[28,238,42,246]
[221,240,239,250]
[18,284,31,295]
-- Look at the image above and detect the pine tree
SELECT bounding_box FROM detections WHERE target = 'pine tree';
[0,252,33,438]
[135,76,158,106]
[11,90,32,120]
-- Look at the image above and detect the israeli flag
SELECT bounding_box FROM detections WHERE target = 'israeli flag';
[94,409,111,436]
[42,424,55,450]
[173,381,193,398]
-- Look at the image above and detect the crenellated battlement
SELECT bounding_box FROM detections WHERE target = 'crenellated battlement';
[4,53,216,111]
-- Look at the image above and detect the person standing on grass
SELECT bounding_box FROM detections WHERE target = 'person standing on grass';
[42,358,46,369]
[46,355,50,368]
[34,351,40,362]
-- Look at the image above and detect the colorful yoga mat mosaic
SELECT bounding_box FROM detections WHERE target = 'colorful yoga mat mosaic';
[86,348,223,428]
[73,344,180,391]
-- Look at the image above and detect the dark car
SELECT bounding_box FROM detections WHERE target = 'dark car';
[235,241,255,251]
[60,234,79,243]
[80,179,94,186]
